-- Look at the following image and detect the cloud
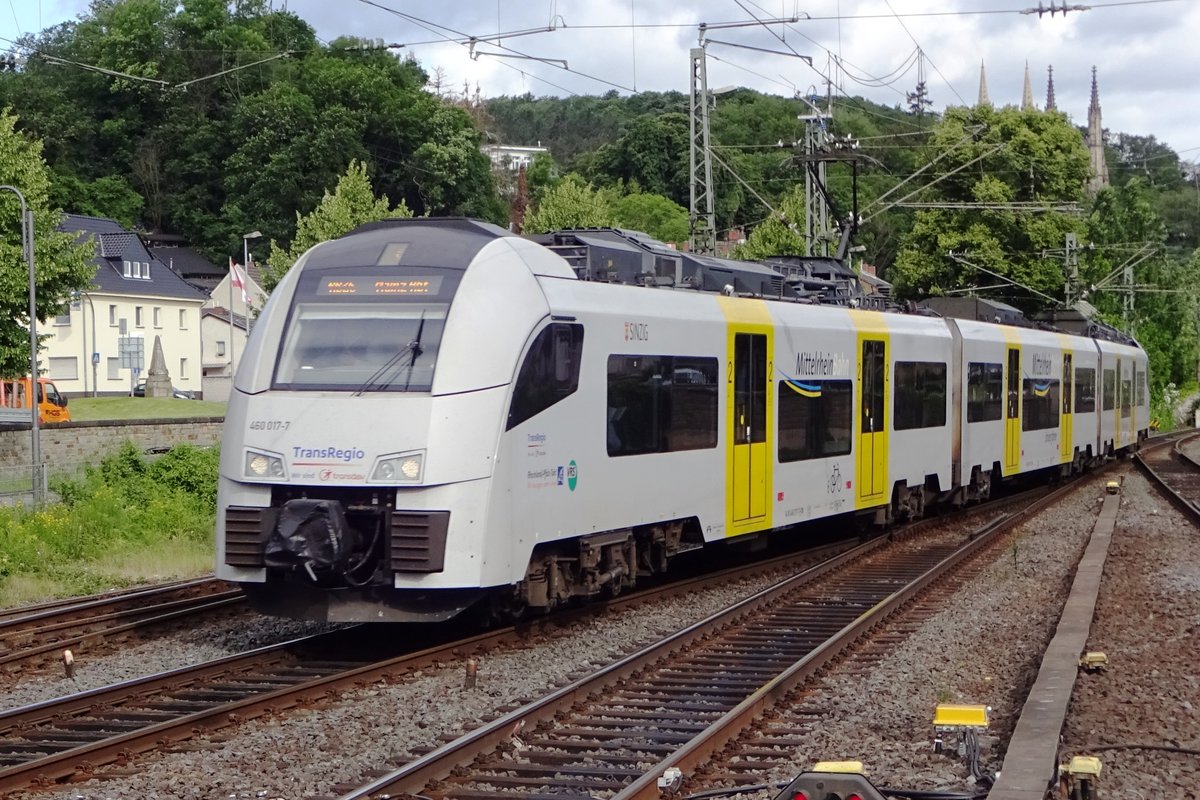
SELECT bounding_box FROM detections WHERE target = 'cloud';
[4,0,1198,153]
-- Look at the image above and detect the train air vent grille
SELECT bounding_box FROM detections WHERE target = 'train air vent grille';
[224,506,268,567]
[390,511,449,573]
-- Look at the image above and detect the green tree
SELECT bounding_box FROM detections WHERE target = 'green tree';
[523,175,615,234]
[889,105,1090,310]
[611,192,688,244]
[0,110,94,376]
[263,160,410,290]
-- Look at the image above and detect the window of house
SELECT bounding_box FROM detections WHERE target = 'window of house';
[180,358,188,379]
[109,305,118,326]
[179,309,187,329]
[153,307,161,328]
[1074,367,1097,413]
[48,356,78,381]
[605,354,719,456]
[506,323,585,430]
[141,262,151,279]
[107,357,121,380]
[54,312,71,326]
[966,362,1003,423]
[1102,369,1115,411]
[216,341,227,357]
[123,260,132,278]
[135,307,144,327]
[778,379,852,462]
[893,361,947,430]
[1022,379,1060,431]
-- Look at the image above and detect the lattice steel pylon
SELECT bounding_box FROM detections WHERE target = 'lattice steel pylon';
[800,98,833,257]
[689,47,716,255]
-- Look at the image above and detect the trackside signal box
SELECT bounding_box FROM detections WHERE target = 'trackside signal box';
[774,763,889,800]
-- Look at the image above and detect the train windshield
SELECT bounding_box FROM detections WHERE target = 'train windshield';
[273,303,448,391]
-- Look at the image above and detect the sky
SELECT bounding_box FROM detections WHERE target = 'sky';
[3,0,1198,162]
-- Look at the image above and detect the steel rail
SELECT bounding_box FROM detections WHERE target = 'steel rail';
[1133,432,1200,522]
[0,576,221,624]
[0,594,245,672]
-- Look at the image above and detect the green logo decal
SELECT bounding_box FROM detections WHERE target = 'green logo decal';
[567,460,578,491]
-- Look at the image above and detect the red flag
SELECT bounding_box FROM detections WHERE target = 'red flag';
[230,257,250,306]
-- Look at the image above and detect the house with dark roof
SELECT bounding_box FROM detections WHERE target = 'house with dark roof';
[47,215,207,397]
[145,232,227,295]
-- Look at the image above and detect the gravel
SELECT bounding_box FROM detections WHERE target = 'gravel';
[1058,469,1200,797]
[12,566,795,799]
[11,468,1197,799]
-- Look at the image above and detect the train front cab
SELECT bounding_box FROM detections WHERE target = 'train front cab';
[216,222,580,621]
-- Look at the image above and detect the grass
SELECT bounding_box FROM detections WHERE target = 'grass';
[67,396,225,421]
[0,443,218,606]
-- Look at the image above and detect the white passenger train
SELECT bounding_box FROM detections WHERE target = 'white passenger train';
[216,218,1149,622]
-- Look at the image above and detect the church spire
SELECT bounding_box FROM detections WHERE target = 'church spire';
[1021,61,1035,110]
[977,60,990,106]
[1086,66,1110,194]
[1045,65,1057,111]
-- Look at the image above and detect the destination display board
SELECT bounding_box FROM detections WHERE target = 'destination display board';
[316,275,444,296]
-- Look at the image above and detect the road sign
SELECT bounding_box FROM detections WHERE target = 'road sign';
[118,334,144,371]
[91,352,100,366]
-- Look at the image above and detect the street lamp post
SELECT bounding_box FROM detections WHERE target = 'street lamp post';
[1,184,41,504]
[74,290,98,397]
[234,231,262,381]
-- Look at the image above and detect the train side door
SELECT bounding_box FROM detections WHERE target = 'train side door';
[855,338,887,508]
[731,332,769,527]
[1004,347,1020,474]
[1060,353,1073,464]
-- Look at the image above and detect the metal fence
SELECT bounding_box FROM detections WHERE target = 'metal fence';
[0,460,93,508]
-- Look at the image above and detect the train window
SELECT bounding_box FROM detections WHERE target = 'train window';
[507,323,584,430]
[606,355,719,456]
[1120,377,1132,418]
[893,361,947,430]
[1136,370,1146,407]
[966,362,1003,423]
[273,303,448,391]
[1022,379,1060,431]
[1074,367,1096,413]
[1102,369,1115,411]
[778,380,852,462]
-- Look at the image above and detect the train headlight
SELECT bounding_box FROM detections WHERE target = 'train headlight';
[371,451,423,483]
[245,449,287,481]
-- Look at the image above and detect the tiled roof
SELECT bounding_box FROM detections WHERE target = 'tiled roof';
[98,232,139,259]
[59,214,208,303]
[201,306,249,331]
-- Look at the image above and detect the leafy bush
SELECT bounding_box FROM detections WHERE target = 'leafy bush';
[2,443,218,599]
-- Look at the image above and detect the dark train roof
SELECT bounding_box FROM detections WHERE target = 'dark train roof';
[528,227,883,307]
[314,218,514,270]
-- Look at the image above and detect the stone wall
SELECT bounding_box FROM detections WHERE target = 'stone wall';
[0,417,224,468]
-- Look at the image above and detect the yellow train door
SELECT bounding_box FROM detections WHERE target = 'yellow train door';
[855,337,888,508]
[1004,347,1021,474]
[1060,352,1073,464]
[730,331,770,531]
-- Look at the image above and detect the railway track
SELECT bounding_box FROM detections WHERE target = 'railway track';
[0,577,243,674]
[328,473,1098,800]
[0,480,1072,794]
[1134,431,1200,521]
[0,539,859,794]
